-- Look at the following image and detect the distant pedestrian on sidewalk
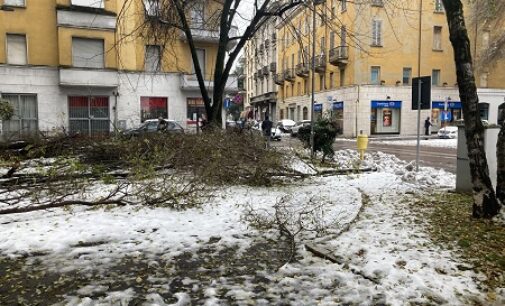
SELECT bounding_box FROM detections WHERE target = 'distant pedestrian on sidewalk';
[261,115,273,149]
[424,117,432,136]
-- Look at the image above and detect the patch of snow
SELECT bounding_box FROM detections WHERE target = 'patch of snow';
[374,138,458,149]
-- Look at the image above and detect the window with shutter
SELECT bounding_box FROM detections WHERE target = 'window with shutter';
[372,20,382,46]
[432,69,441,85]
[371,66,381,84]
[341,0,347,12]
[6,34,27,65]
[192,49,206,76]
[4,0,25,6]
[433,26,442,50]
[145,45,161,72]
[330,32,335,50]
[72,38,104,68]
[144,0,160,16]
[341,26,347,46]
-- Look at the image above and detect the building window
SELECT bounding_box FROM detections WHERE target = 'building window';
[68,96,110,136]
[140,97,168,122]
[1,94,37,138]
[330,32,335,50]
[191,1,204,28]
[341,26,347,46]
[144,0,160,17]
[297,82,301,96]
[192,48,206,76]
[303,107,308,120]
[371,0,384,7]
[498,103,505,126]
[319,74,324,91]
[478,103,489,121]
[372,20,382,46]
[280,109,284,120]
[71,0,104,8]
[320,37,325,54]
[341,0,347,12]
[371,66,381,85]
[331,0,336,18]
[432,69,441,86]
[433,26,442,50]
[6,34,27,65]
[434,0,444,12]
[145,45,161,72]
[402,67,412,85]
[340,68,345,86]
[329,72,334,89]
[72,38,104,68]
[4,0,25,7]
[187,97,205,121]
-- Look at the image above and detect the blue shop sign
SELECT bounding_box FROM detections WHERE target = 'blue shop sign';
[371,100,402,109]
[314,103,323,112]
[332,101,344,110]
[432,101,462,109]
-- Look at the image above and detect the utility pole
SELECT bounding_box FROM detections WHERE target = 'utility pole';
[415,0,423,172]
[310,0,324,158]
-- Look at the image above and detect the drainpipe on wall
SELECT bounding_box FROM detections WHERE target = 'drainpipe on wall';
[355,84,360,138]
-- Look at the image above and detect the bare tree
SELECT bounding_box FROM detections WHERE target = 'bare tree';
[118,0,304,127]
[442,0,501,218]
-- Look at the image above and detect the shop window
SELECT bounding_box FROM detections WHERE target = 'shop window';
[371,66,381,85]
[72,38,104,69]
[498,103,505,126]
[187,97,205,121]
[303,107,308,120]
[6,34,27,65]
[4,0,25,6]
[69,96,110,136]
[71,0,104,8]
[478,102,489,121]
[145,45,162,72]
[402,67,412,85]
[1,94,37,139]
[140,97,168,122]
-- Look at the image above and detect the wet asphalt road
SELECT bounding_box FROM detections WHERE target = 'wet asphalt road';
[276,136,457,173]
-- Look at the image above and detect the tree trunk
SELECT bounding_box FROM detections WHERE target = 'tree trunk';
[496,108,505,205]
[442,0,500,218]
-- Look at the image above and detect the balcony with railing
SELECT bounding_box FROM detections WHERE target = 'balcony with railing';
[180,25,239,49]
[262,66,270,76]
[295,62,309,78]
[270,62,277,72]
[284,68,296,82]
[329,46,349,66]
[274,72,285,85]
[313,54,327,73]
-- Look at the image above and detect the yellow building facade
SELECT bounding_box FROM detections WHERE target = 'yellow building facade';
[0,0,235,139]
[269,0,505,136]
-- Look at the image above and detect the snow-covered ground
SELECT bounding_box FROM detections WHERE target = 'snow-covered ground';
[0,150,491,305]
[372,138,458,149]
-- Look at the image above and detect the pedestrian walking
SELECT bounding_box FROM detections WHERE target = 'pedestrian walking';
[424,117,432,136]
[261,115,273,149]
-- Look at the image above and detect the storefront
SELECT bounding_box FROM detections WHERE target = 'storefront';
[370,100,401,134]
[431,101,462,131]
[314,103,323,120]
[331,101,344,134]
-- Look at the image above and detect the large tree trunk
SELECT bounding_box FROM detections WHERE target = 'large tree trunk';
[497,107,505,205]
[442,0,500,218]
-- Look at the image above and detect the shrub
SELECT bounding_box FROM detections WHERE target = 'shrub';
[298,118,338,162]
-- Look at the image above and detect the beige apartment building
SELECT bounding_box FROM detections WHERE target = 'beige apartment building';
[246,0,505,137]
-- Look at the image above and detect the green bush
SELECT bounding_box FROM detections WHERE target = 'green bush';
[298,118,338,162]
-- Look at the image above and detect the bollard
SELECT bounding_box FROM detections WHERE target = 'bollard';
[356,130,369,160]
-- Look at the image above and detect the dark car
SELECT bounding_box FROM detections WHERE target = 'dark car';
[122,119,184,137]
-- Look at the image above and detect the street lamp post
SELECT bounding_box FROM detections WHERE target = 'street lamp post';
[310,0,324,159]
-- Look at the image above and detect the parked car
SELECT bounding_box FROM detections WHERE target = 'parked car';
[437,126,458,139]
[252,121,282,141]
[290,120,311,136]
[276,119,296,133]
[122,119,184,137]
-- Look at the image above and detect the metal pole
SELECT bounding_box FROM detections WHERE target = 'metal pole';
[415,0,423,172]
[310,0,316,159]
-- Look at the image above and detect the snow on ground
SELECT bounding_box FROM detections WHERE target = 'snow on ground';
[373,138,458,149]
[0,150,487,305]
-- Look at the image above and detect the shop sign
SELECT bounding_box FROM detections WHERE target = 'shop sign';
[371,100,402,109]
[332,101,344,110]
[314,103,323,112]
[432,101,462,109]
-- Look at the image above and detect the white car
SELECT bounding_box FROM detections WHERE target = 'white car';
[290,120,311,136]
[276,119,296,133]
[437,126,458,139]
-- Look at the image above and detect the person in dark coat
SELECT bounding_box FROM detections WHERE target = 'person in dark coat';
[157,117,168,132]
[261,115,273,148]
[424,117,432,136]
